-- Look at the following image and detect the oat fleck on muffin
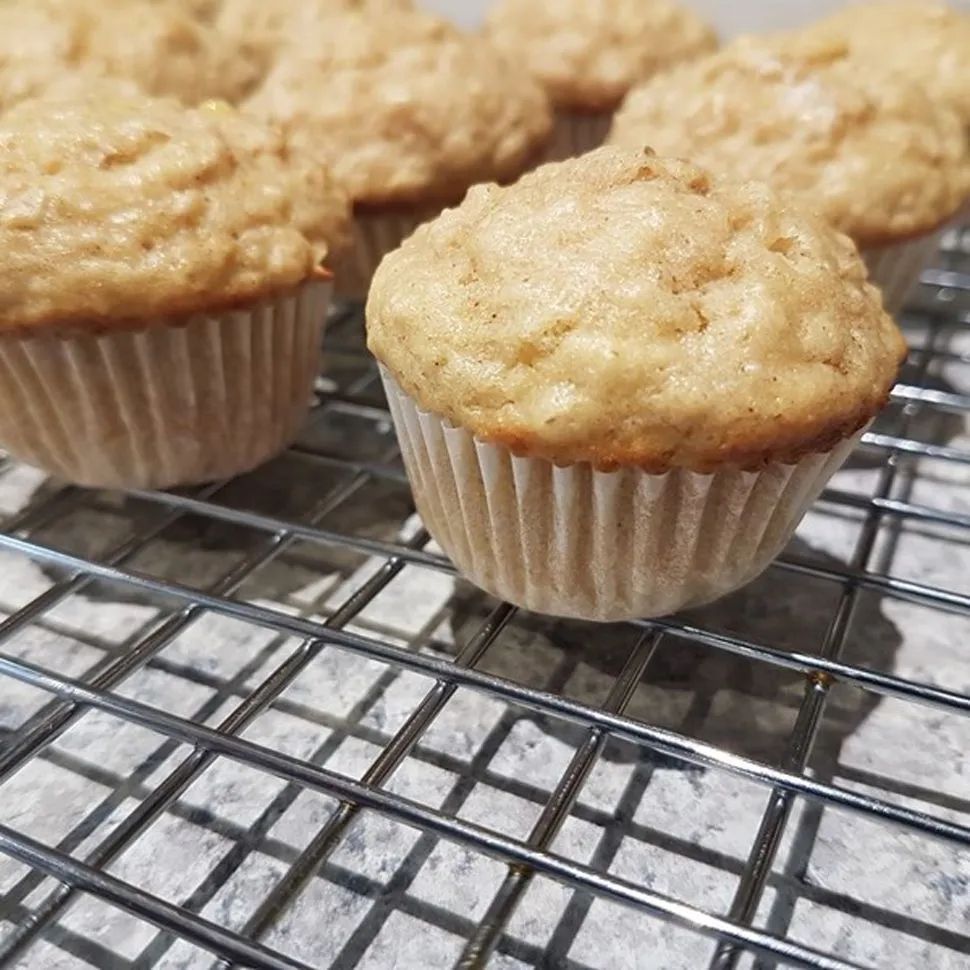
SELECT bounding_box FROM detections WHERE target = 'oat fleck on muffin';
[0,89,349,488]
[367,147,905,620]
[484,0,717,158]
[610,36,970,312]
[245,7,552,298]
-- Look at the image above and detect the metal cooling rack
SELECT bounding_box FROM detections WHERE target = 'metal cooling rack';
[0,230,968,970]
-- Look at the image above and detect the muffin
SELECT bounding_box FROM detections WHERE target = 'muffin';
[803,2,970,127]
[609,37,970,314]
[367,147,905,621]
[0,0,261,110]
[245,8,552,300]
[0,90,349,489]
[214,0,414,72]
[803,0,970,233]
[483,0,717,159]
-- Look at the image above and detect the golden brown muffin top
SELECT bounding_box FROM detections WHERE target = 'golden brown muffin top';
[483,0,717,112]
[803,1,970,124]
[609,36,970,246]
[367,148,905,473]
[0,0,261,109]
[214,0,414,67]
[0,3,75,113]
[0,91,350,332]
[244,8,552,207]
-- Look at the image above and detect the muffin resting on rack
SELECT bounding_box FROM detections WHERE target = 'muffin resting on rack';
[0,0,262,111]
[244,6,552,300]
[800,1,970,127]
[367,147,906,621]
[0,87,350,489]
[609,35,970,314]
[212,0,415,70]
[483,0,717,159]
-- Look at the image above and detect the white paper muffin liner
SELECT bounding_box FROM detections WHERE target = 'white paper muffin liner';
[546,110,613,161]
[863,228,944,315]
[0,279,332,490]
[382,369,860,621]
[336,207,439,301]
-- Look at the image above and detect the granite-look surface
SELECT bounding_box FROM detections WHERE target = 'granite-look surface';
[0,294,967,969]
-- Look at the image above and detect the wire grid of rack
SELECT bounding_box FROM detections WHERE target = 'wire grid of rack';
[0,230,967,970]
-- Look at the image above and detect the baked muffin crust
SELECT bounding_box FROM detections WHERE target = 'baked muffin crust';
[804,1,970,125]
[609,37,970,246]
[0,3,79,114]
[368,148,905,473]
[0,0,260,109]
[214,0,414,67]
[0,92,349,331]
[483,0,717,112]
[244,8,551,207]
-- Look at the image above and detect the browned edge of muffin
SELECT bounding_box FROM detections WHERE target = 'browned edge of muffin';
[476,387,901,474]
[0,266,334,339]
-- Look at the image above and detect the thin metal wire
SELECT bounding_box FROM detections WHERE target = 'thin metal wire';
[455,630,663,969]
[891,383,970,413]
[226,601,518,958]
[0,248,965,969]
[5,518,970,734]
[921,268,970,292]
[4,637,970,851]
[861,431,970,466]
[103,462,970,616]
[0,826,318,970]
[708,322,944,970]
[817,487,970,531]
[0,654,868,970]
[0,529,431,964]
[0,436,396,785]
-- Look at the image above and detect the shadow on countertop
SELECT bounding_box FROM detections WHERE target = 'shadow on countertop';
[445,536,902,770]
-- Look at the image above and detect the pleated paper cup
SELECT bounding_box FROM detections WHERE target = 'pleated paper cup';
[382,368,860,622]
[862,228,944,316]
[545,109,613,161]
[0,278,332,490]
[336,207,440,302]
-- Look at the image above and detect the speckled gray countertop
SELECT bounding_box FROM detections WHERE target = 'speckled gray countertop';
[0,294,968,970]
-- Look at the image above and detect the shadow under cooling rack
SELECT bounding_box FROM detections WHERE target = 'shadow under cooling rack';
[0,234,968,970]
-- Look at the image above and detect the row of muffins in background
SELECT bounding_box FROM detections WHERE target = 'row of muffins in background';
[0,0,554,300]
[495,0,970,311]
[0,0,966,620]
[3,0,968,306]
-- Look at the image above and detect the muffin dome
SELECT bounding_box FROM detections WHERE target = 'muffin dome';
[244,8,552,207]
[802,1,970,125]
[0,0,261,109]
[368,147,905,472]
[483,0,717,112]
[0,90,349,330]
[609,37,970,246]
[214,0,415,66]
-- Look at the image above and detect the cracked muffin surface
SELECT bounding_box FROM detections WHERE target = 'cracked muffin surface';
[0,90,349,330]
[244,7,552,206]
[802,1,970,124]
[483,0,717,111]
[367,147,905,472]
[609,36,970,246]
